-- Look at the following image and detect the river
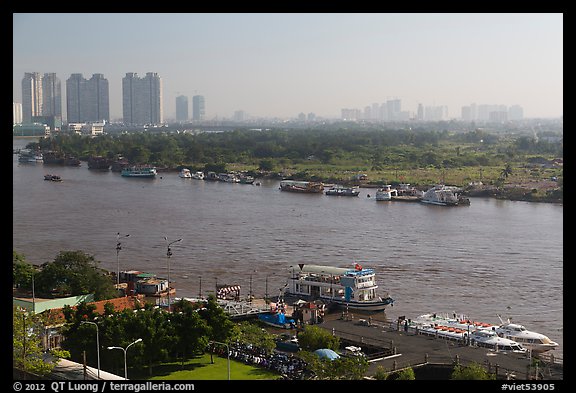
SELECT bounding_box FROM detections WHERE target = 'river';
[12,138,563,359]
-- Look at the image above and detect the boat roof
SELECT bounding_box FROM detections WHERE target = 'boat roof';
[294,264,373,276]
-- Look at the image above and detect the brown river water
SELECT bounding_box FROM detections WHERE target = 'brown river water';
[12,138,563,359]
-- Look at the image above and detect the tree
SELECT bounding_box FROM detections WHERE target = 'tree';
[197,295,239,343]
[258,159,275,172]
[13,306,70,376]
[13,251,37,290]
[451,362,496,380]
[387,367,416,380]
[171,300,211,365]
[500,163,513,180]
[298,351,368,380]
[34,251,117,300]
[236,321,276,354]
[296,325,340,352]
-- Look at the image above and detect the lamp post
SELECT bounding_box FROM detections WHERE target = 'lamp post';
[107,338,142,380]
[164,236,182,312]
[116,233,130,289]
[81,320,101,379]
[198,276,202,298]
[209,341,230,380]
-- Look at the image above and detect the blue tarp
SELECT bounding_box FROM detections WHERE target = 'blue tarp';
[313,348,340,360]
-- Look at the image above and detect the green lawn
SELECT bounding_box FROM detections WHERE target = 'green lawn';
[132,354,281,380]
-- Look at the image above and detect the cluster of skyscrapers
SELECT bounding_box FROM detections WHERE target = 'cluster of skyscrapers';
[341,99,524,122]
[175,94,205,122]
[341,99,407,122]
[461,103,524,122]
[16,72,207,127]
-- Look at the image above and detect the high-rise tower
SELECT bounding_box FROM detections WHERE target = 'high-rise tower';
[41,73,62,119]
[175,95,189,122]
[21,72,43,123]
[122,72,163,125]
[66,73,110,123]
[192,95,205,121]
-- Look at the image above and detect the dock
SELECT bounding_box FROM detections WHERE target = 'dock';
[318,312,563,380]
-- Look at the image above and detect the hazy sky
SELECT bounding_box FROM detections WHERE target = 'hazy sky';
[13,13,563,120]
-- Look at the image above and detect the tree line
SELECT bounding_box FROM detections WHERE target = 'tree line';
[29,127,562,171]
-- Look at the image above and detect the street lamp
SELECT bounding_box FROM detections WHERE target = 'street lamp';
[164,236,182,312]
[198,276,202,298]
[209,341,230,380]
[81,321,101,379]
[116,233,130,289]
[107,338,142,380]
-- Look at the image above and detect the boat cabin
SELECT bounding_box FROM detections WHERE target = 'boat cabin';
[288,264,379,303]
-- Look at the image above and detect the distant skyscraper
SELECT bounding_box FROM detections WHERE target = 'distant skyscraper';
[87,74,110,123]
[417,103,424,121]
[192,95,205,121]
[21,72,43,123]
[508,105,524,121]
[66,73,110,123]
[176,95,189,122]
[122,72,163,125]
[386,99,401,121]
[461,106,472,121]
[41,73,62,119]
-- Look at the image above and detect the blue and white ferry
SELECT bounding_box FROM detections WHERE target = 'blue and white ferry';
[286,264,394,312]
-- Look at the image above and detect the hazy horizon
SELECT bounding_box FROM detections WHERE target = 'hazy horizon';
[13,13,563,121]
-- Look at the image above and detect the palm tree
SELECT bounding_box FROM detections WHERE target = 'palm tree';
[500,163,513,180]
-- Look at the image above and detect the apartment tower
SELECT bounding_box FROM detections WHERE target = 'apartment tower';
[122,72,163,125]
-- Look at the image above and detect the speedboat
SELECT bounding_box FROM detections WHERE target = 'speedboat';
[179,168,192,178]
[469,329,526,352]
[413,312,558,353]
[494,316,559,353]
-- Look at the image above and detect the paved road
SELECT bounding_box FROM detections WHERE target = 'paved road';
[318,314,562,380]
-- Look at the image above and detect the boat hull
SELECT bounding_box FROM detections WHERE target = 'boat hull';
[420,199,457,206]
[285,292,393,312]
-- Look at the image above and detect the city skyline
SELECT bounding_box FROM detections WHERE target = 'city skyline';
[13,13,563,120]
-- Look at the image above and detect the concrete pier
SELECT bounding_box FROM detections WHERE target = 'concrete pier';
[317,312,563,380]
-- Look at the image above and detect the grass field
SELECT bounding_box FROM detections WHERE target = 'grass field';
[130,354,281,380]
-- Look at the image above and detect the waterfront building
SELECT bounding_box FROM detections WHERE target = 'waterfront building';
[176,95,189,122]
[122,72,163,125]
[192,95,205,121]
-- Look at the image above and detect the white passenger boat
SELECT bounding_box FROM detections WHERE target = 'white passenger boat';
[469,329,526,352]
[121,165,157,178]
[375,185,397,201]
[325,185,360,196]
[192,171,205,180]
[286,264,394,311]
[18,149,43,163]
[420,185,460,206]
[413,313,558,353]
[179,168,192,178]
[494,316,559,353]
